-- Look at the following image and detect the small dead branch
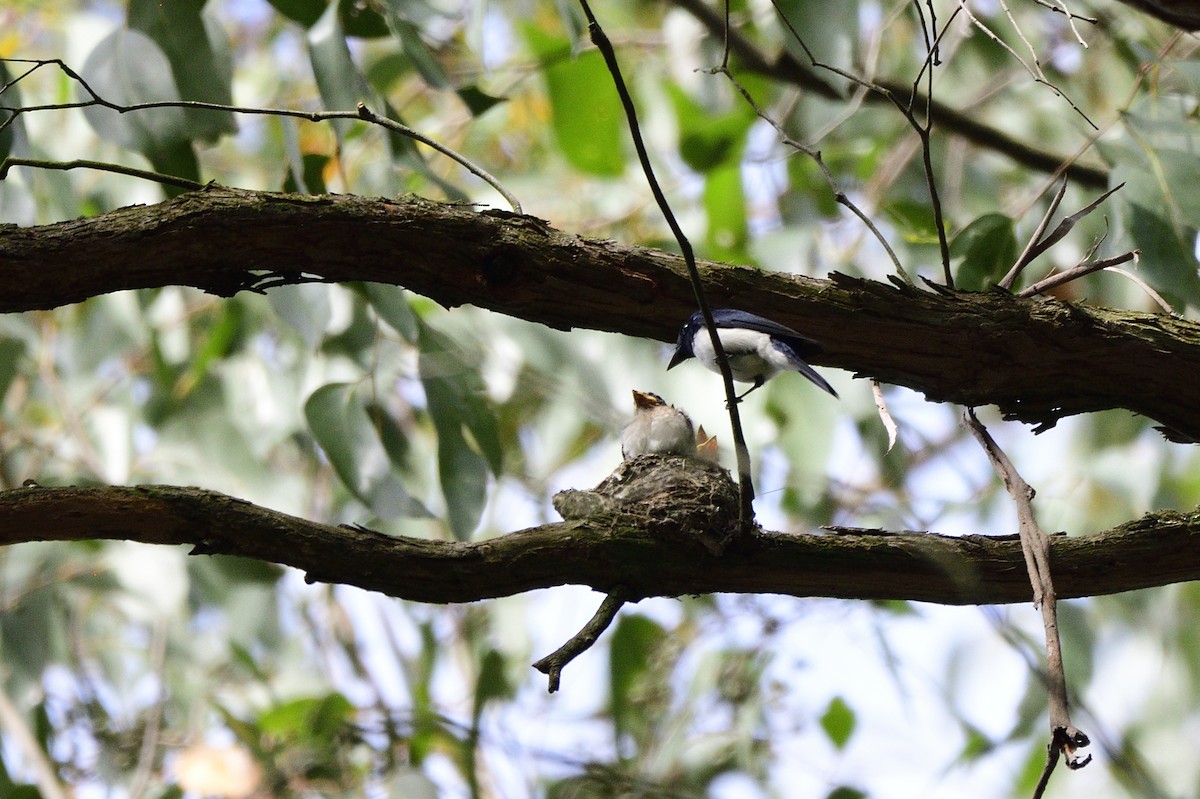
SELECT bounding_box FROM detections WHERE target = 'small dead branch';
[1001,182,1125,291]
[964,409,1090,798]
[533,587,631,693]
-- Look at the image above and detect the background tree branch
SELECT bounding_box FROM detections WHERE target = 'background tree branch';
[3,185,1200,439]
[2,484,1199,606]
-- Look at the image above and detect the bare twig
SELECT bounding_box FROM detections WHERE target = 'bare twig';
[964,409,1090,797]
[666,0,1110,188]
[714,67,910,283]
[533,587,631,692]
[0,671,69,799]
[768,0,957,283]
[0,57,521,212]
[1001,180,1069,290]
[1017,250,1138,298]
[1001,182,1125,291]
[0,157,205,191]
[955,0,1096,129]
[575,0,757,526]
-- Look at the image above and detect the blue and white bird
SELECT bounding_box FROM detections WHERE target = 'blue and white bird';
[667,309,838,400]
[620,390,696,460]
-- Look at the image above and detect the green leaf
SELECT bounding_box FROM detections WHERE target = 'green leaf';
[609,614,666,744]
[362,283,419,342]
[144,138,202,196]
[268,283,332,348]
[383,7,452,89]
[128,0,237,143]
[703,163,748,261]
[282,153,330,194]
[0,61,19,162]
[341,0,391,37]
[418,324,497,539]
[525,26,624,177]
[824,788,867,799]
[304,382,433,519]
[819,696,856,750]
[883,198,941,245]
[668,83,753,172]
[418,324,503,474]
[265,0,325,27]
[308,1,371,134]
[258,693,355,746]
[80,28,188,153]
[1124,204,1200,307]
[472,648,513,724]
[456,85,507,117]
[950,213,1017,291]
[0,338,26,402]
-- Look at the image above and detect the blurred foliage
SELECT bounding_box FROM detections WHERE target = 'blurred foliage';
[1,0,1200,797]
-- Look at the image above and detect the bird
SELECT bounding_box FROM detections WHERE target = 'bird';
[667,309,838,401]
[620,390,696,460]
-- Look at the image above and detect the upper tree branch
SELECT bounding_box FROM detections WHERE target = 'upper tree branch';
[3,187,1199,439]
[2,484,1200,605]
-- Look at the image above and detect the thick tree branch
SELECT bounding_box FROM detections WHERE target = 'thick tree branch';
[1,484,1200,606]
[3,186,1200,440]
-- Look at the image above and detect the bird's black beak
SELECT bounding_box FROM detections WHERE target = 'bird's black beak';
[667,347,689,370]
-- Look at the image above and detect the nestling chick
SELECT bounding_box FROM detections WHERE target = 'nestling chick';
[620,390,695,460]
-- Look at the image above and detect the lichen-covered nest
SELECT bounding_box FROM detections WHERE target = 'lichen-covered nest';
[553,455,741,555]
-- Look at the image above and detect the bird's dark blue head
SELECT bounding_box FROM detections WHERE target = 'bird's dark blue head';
[672,309,705,369]
[667,311,704,369]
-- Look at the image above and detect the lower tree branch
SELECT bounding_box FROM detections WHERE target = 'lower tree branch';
[3,484,1200,606]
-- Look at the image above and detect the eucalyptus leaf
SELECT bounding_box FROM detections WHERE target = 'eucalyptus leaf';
[950,213,1017,291]
[80,28,187,153]
[308,1,372,135]
[609,614,666,745]
[128,0,237,143]
[304,382,433,519]
[525,26,624,177]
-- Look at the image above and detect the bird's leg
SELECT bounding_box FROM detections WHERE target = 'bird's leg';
[729,377,765,406]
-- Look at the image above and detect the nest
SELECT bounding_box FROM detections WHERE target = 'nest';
[553,454,741,555]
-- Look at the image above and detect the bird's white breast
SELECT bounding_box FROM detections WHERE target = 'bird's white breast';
[621,407,694,458]
[692,328,786,383]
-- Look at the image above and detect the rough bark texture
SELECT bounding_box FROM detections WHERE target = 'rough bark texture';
[1,484,1198,605]
[1116,0,1200,28]
[4,185,1200,439]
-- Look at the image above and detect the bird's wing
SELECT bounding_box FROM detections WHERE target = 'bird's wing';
[710,309,823,358]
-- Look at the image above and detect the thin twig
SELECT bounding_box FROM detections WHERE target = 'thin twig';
[955,0,1096,130]
[1017,251,1138,298]
[575,0,757,526]
[0,57,521,212]
[533,587,631,692]
[1002,182,1125,291]
[1001,179,1068,290]
[714,67,910,283]
[0,157,205,191]
[964,409,1090,797]
[0,670,69,799]
[666,0,1110,188]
